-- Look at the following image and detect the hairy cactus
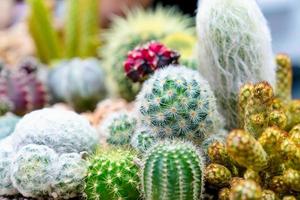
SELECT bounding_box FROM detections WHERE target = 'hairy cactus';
[48,58,107,112]
[11,144,58,198]
[205,164,232,188]
[0,62,48,115]
[50,153,88,199]
[131,127,156,153]
[0,113,20,140]
[275,54,292,104]
[137,66,222,144]
[0,138,17,196]
[142,140,204,200]
[229,180,262,200]
[84,148,140,200]
[11,108,99,154]
[124,41,180,82]
[197,0,276,130]
[103,7,194,100]
[100,111,137,146]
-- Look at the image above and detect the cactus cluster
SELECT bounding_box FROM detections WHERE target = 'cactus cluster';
[142,140,204,200]
[137,66,222,144]
[0,61,48,116]
[131,127,156,153]
[99,111,137,146]
[0,113,20,140]
[197,0,276,130]
[84,148,140,200]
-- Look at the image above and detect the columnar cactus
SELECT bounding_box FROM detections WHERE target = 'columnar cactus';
[142,140,204,200]
[197,0,276,129]
[84,148,140,200]
[11,108,99,154]
[103,7,195,100]
[275,54,292,104]
[229,180,262,200]
[137,66,222,144]
[0,61,48,115]
[131,127,156,153]
[99,111,137,146]
[11,144,58,198]
[0,113,20,140]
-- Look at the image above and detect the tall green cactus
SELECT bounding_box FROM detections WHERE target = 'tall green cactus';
[142,140,204,200]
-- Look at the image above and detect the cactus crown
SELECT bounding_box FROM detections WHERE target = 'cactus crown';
[137,66,222,144]
[142,140,204,200]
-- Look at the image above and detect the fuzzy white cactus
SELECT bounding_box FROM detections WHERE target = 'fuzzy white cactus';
[196,0,276,129]
[11,108,99,154]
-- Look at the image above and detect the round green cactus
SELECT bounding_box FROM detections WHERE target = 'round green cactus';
[142,140,204,200]
[137,66,222,144]
[131,126,156,153]
[50,153,88,199]
[84,148,140,200]
[100,111,137,146]
[10,144,58,198]
[0,113,20,140]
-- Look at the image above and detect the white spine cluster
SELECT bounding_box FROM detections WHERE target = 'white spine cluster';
[197,0,276,129]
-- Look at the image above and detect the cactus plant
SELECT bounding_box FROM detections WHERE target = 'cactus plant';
[275,54,293,104]
[262,190,277,200]
[142,140,204,200]
[0,113,20,140]
[84,148,140,200]
[197,0,276,130]
[11,144,58,198]
[137,66,222,144]
[131,126,156,153]
[99,111,137,146]
[50,153,88,199]
[229,180,262,200]
[102,7,194,100]
[286,100,300,130]
[0,62,48,116]
[124,41,180,82]
[205,164,232,188]
[48,58,107,112]
[11,108,99,154]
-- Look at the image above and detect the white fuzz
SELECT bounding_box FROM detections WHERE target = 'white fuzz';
[197,0,276,129]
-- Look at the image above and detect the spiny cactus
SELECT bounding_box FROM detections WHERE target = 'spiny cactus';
[229,180,262,200]
[197,0,276,130]
[205,164,232,188]
[262,190,277,200]
[102,7,194,100]
[0,62,48,116]
[48,58,107,112]
[286,100,300,130]
[11,144,58,198]
[283,169,300,192]
[275,54,293,104]
[0,113,20,140]
[84,148,140,200]
[142,140,204,200]
[137,66,222,144]
[50,153,88,199]
[218,188,230,200]
[11,108,99,154]
[100,111,137,146]
[131,127,156,153]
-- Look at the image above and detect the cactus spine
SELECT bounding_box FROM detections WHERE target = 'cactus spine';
[142,140,204,200]
[197,0,276,130]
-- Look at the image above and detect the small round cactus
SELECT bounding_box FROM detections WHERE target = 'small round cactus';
[84,148,140,200]
[0,113,20,140]
[131,126,156,153]
[11,108,99,154]
[100,111,137,146]
[50,153,88,199]
[262,190,277,200]
[286,100,300,130]
[205,164,232,188]
[0,138,18,196]
[137,66,222,144]
[219,188,230,200]
[229,180,262,200]
[11,144,58,198]
[283,168,300,192]
[142,140,204,200]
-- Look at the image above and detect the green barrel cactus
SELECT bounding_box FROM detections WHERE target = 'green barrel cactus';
[0,113,20,140]
[142,140,204,200]
[11,108,99,154]
[197,0,276,130]
[229,180,262,200]
[131,126,156,153]
[102,7,195,100]
[84,148,140,200]
[50,153,88,199]
[137,66,222,144]
[10,144,58,198]
[99,111,137,146]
